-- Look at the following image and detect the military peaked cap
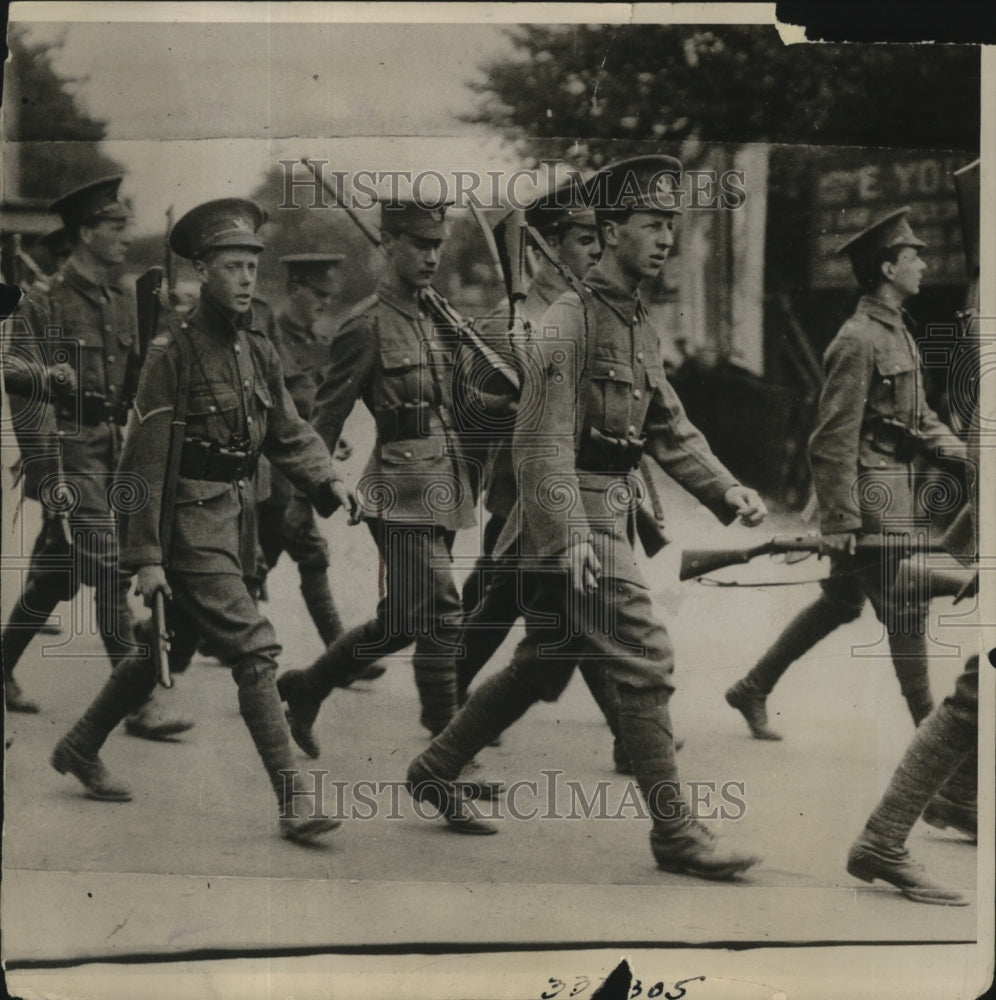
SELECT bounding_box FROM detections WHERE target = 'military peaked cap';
[586,155,684,215]
[379,197,454,239]
[169,198,267,259]
[50,176,132,229]
[837,207,926,268]
[280,252,345,293]
[525,179,597,232]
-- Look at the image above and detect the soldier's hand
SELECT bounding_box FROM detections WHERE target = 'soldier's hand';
[47,362,76,396]
[567,535,601,595]
[724,486,767,527]
[336,482,360,524]
[334,437,353,462]
[135,564,171,606]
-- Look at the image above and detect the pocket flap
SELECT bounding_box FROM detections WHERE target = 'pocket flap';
[379,436,444,464]
[591,359,634,383]
[175,478,234,504]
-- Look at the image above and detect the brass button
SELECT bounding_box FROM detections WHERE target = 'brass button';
[608,369,616,377]
[78,339,86,346]
[108,384,116,392]
[403,356,412,365]
[107,355,116,363]
[247,416,254,425]
[636,351,644,361]
[210,405,217,412]
[104,324,112,332]
[628,425,637,436]
[238,480,246,488]
[883,378,892,386]
[403,450,413,459]
[243,379,250,388]
[633,389,642,399]
[234,344,241,353]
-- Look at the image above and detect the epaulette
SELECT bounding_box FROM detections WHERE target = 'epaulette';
[336,293,379,333]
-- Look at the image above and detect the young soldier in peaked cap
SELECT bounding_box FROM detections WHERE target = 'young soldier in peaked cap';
[726,207,965,739]
[407,156,770,871]
[277,193,481,755]
[51,198,354,844]
[2,176,190,738]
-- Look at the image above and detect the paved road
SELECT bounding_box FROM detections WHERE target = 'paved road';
[2,408,986,998]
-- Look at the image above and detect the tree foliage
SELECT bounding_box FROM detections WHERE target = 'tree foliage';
[5,24,124,200]
[467,25,980,167]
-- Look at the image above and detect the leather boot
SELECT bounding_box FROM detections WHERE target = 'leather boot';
[300,567,344,647]
[409,666,535,834]
[413,629,460,737]
[51,654,155,800]
[124,690,195,741]
[51,738,132,801]
[277,623,379,757]
[617,685,762,881]
[237,664,340,844]
[406,759,497,835]
[846,836,967,905]
[5,677,40,714]
[730,596,857,737]
[724,677,782,740]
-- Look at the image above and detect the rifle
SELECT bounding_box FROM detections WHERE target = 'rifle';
[135,265,190,686]
[680,533,947,582]
[298,158,520,395]
[151,590,173,689]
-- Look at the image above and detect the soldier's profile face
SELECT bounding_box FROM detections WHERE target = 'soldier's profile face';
[387,232,443,290]
[886,246,927,299]
[613,211,675,281]
[553,225,601,280]
[196,248,260,313]
[81,218,132,267]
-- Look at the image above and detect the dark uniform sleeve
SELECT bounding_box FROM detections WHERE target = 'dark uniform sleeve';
[258,337,340,501]
[643,376,739,524]
[512,296,588,558]
[117,338,180,568]
[311,316,377,454]
[808,331,874,534]
[3,293,61,500]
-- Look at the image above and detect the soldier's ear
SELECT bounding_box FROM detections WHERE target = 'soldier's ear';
[600,219,621,249]
[192,258,209,283]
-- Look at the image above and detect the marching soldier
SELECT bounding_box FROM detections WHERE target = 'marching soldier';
[256,253,351,649]
[456,186,642,770]
[2,176,191,739]
[725,208,965,739]
[51,198,354,844]
[277,194,477,755]
[406,156,768,877]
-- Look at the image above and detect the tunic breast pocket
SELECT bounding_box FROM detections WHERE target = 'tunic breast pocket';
[872,353,916,422]
[590,359,634,435]
[185,383,240,443]
[379,344,429,407]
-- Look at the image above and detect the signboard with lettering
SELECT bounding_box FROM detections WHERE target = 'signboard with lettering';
[811,151,971,288]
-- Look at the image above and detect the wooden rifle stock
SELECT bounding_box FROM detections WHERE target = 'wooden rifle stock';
[679,534,946,582]
[152,590,173,688]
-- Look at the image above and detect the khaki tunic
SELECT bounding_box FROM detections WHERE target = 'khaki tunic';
[502,263,738,587]
[118,290,337,575]
[311,282,475,531]
[809,294,964,535]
